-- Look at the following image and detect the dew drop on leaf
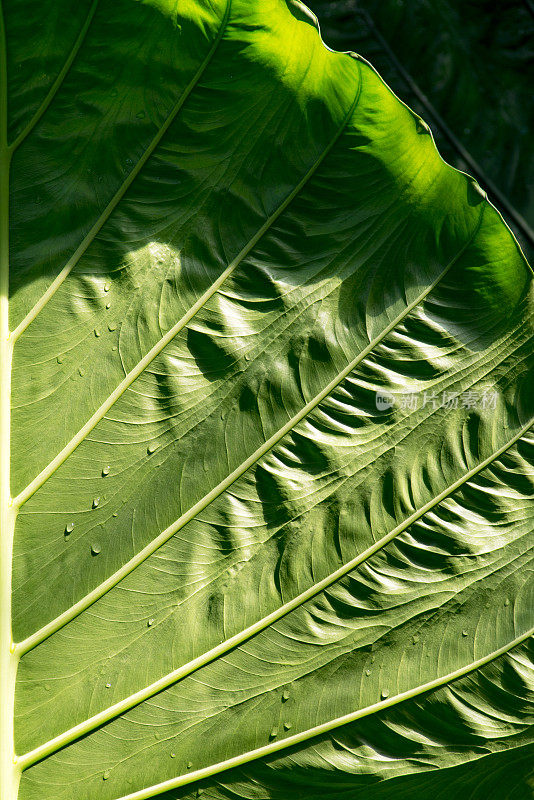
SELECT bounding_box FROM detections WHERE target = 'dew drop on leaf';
[108,322,117,331]
[381,690,389,700]
[147,618,155,627]
[282,691,290,702]
[462,630,468,637]
[504,599,510,607]
[105,682,111,689]
[56,356,63,364]
[78,367,85,377]
[94,329,101,338]
[91,543,101,556]
[65,522,74,534]
[187,761,193,768]
[104,282,111,292]
[106,302,111,309]
[365,669,371,676]
[103,770,110,781]
[270,729,278,738]
[102,466,110,477]
[170,752,176,759]
[147,443,158,454]
[283,722,292,731]
[92,497,100,509]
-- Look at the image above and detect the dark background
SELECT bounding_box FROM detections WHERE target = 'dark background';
[306,0,534,260]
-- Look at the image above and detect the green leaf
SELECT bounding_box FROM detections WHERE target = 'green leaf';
[306,0,534,258]
[0,1,532,800]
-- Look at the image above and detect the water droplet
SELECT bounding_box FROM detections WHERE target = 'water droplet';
[147,443,158,454]
[91,543,101,556]
[108,322,117,331]
[244,354,250,362]
[147,618,155,627]
[112,512,118,517]
[282,691,290,702]
[112,345,118,351]
[187,761,193,769]
[94,328,101,338]
[78,367,85,377]
[103,770,110,781]
[92,497,100,509]
[412,634,419,645]
[381,690,389,700]
[106,302,111,309]
[504,599,510,607]
[65,522,74,534]
[283,722,292,731]
[170,752,176,759]
[56,356,63,364]
[365,669,371,676]
[269,729,278,739]
[102,466,110,477]
[105,682,111,688]
[136,110,146,119]
[462,630,468,637]
[104,282,111,292]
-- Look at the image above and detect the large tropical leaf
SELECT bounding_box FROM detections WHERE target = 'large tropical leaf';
[0,1,532,799]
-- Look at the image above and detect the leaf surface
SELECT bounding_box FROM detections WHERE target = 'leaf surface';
[0,1,532,799]
[307,0,534,257]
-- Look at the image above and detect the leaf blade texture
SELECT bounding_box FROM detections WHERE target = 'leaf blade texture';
[0,1,532,799]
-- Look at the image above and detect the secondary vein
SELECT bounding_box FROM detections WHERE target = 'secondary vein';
[13,210,489,658]
[17,623,534,788]
[9,0,232,344]
[11,56,363,509]
[8,0,99,155]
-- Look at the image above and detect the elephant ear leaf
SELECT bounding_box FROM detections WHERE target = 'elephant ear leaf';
[0,2,532,800]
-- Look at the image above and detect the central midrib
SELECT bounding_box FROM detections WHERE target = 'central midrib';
[0,3,20,799]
